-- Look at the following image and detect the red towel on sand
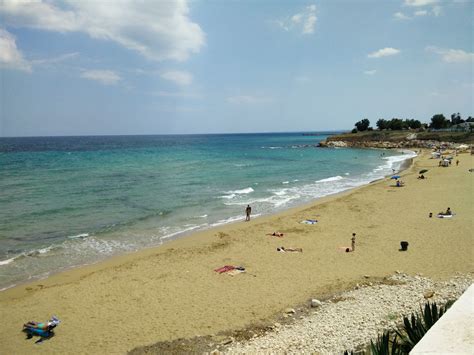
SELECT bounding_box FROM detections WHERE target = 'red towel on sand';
[214,265,236,273]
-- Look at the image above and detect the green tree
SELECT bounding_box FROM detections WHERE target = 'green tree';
[404,119,422,129]
[388,118,404,130]
[355,118,371,131]
[450,113,464,125]
[430,114,449,129]
[376,119,388,130]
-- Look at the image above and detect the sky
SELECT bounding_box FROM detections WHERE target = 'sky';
[0,0,473,137]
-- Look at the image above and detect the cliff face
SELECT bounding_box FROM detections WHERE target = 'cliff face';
[318,131,472,149]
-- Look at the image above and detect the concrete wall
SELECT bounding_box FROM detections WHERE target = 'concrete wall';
[411,283,474,354]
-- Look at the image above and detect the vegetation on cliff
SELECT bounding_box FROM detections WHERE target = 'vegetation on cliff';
[327,130,473,144]
[324,112,474,147]
[351,113,473,133]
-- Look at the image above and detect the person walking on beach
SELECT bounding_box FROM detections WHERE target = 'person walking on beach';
[351,233,356,252]
[245,205,252,221]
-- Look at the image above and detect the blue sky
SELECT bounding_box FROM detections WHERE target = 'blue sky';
[0,0,472,136]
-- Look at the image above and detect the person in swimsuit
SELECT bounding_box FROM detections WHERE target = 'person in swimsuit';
[245,205,252,221]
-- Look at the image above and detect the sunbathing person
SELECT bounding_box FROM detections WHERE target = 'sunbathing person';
[277,246,302,252]
[24,317,60,331]
[267,232,284,237]
[437,207,452,217]
[24,321,51,331]
[440,207,452,215]
[23,316,60,340]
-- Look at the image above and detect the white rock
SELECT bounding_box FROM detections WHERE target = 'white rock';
[311,299,323,308]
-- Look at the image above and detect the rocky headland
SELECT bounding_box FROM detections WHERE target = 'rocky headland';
[318,131,473,150]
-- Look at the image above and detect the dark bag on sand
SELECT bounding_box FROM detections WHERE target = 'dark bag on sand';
[400,241,409,251]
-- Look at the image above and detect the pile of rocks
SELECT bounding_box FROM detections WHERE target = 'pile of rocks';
[223,273,472,354]
[319,139,463,150]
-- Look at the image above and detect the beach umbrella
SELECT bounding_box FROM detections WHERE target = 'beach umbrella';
[419,169,429,174]
[391,175,400,179]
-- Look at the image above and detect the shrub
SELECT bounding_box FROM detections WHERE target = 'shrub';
[395,302,450,353]
[370,331,401,355]
[344,300,454,355]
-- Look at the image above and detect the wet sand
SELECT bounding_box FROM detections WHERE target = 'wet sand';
[1,150,472,354]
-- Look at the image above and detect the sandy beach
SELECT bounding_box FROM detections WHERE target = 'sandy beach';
[1,150,472,354]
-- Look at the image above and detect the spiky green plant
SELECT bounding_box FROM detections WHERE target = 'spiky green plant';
[344,300,455,355]
[396,302,450,353]
[369,331,401,355]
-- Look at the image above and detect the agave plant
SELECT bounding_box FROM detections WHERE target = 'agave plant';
[396,302,451,353]
[369,331,402,355]
[344,300,455,355]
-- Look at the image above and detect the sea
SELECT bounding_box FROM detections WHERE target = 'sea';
[0,133,416,290]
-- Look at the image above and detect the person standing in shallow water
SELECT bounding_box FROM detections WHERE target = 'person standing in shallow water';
[351,233,356,251]
[245,205,252,221]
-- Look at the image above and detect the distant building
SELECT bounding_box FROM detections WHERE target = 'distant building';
[433,122,474,132]
[448,122,474,132]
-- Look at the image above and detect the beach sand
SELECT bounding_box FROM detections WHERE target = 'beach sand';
[1,151,472,354]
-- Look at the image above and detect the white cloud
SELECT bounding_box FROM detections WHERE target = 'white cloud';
[291,14,303,24]
[394,12,411,20]
[152,91,200,98]
[395,4,443,20]
[31,52,78,65]
[432,5,442,16]
[227,95,273,104]
[364,70,377,75]
[368,47,401,58]
[0,28,31,72]
[426,46,474,63]
[160,70,193,86]
[404,0,438,6]
[277,4,317,35]
[0,0,205,62]
[414,10,428,16]
[80,70,121,85]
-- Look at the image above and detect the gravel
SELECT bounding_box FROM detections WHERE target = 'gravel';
[224,273,472,354]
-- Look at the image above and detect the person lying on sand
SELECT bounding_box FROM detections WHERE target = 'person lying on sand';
[23,316,60,340]
[438,207,452,216]
[267,232,284,237]
[277,246,302,252]
[23,321,51,331]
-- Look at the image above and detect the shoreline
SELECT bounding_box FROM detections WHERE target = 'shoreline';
[0,148,416,293]
[1,149,472,354]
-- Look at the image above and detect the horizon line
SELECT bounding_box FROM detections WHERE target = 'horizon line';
[0,129,349,139]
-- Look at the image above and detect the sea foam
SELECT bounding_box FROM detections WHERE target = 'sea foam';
[316,176,344,183]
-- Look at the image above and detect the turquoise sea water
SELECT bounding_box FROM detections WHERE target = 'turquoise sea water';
[0,133,415,289]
